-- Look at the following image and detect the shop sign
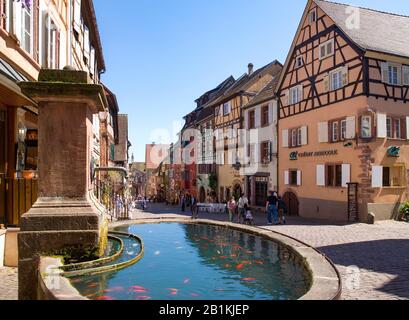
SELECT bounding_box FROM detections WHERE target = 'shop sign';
[387,146,400,158]
[290,150,338,160]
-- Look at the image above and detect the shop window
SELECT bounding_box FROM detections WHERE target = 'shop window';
[382,165,406,187]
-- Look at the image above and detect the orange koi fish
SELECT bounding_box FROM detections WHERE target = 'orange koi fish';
[97,295,114,300]
[236,263,244,270]
[255,260,264,265]
[241,278,256,282]
[136,296,151,300]
[191,293,200,297]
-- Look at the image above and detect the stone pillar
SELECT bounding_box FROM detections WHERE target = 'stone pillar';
[17,69,108,300]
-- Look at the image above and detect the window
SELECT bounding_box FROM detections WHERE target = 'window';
[331,69,343,90]
[43,14,59,69]
[382,165,406,187]
[332,122,339,142]
[394,118,402,139]
[249,110,255,129]
[223,102,231,116]
[308,9,317,23]
[261,105,269,127]
[289,170,298,186]
[289,85,303,104]
[319,39,334,60]
[297,128,302,146]
[386,116,404,139]
[361,116,372,138]
[22,4,32,54]
[291,129,297,147]
[388,65,399,85]
[296,56,303,68]
[341,120,347,140]
[260,142,270,164]
[326,164,342,187]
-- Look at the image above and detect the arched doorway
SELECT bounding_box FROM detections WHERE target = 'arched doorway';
[233,184,242,201]
[283,191,299,216]
[199,187,206,203]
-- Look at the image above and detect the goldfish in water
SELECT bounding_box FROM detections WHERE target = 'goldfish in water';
[236,264,244,270]
[104,287,124,293]
[96,295,114,300]
[255,260,264,265]
[183,278,190,284]
[225,264,232,268]
[136,296,151,300]
[241,278,256,282]
[191,293,200,297]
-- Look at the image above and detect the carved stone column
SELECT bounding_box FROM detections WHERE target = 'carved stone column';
[17,69,108,300]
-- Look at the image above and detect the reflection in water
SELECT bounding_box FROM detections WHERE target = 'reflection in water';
[70,223,311,300]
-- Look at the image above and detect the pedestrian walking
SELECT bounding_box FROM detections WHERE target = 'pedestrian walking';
[228,197,237,223]
[238,193,249,224]
[278,196,287,225]
[266,191,279,225]
[244,204,255,226]
[191,195,198,219]
[181,194,186,212]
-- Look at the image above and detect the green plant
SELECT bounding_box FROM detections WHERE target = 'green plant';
[399,202,409,221]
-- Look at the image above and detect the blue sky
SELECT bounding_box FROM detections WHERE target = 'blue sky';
[94,0,409,162]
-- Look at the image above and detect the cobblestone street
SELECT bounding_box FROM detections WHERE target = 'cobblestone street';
[0,267,18,301]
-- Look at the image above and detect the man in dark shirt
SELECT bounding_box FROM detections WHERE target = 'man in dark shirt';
[266,191,279,225]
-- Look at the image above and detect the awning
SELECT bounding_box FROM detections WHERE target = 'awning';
[0,57,36,107]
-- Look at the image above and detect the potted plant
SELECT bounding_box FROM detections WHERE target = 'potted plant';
[399,202,409,222]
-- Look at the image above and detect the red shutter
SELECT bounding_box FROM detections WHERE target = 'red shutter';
[33,0,40,62]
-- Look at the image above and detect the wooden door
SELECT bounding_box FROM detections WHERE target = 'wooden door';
[283,192,299,216]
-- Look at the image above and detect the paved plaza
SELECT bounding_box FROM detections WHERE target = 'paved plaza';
[1,202,409,300]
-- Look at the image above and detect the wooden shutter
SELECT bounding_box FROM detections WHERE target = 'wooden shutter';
[318,122,329,143]
[282,129,289,148]
[342,164,351,188]
[342,66,349,86]
[406,117,409,140]
[284,171,289,185]
[301,126,308,146]
[0,0,5,29]
[372,166,383,188]
[255,107,261,128]
[345,116,356,139]
[297,171,302,186]
[381,62,389,84]
[298,85,304,102]
[32,0,39,62]
[403,66,409,86]
[74,0,81,33]
[316,165,325,186]
[377,113,387,138]
[323,74,330,92]
[13,0,22,41]
[397,65,402,85]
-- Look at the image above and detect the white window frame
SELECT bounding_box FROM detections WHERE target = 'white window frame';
[386,117,392,138]
[361,116,372,138]
[330,69,343,91]
[21,3,33,55]
[319,39,334,60]
[394,118,402,139]
[291,129,297,147]
[223,102,231,116]
[297,127,302,146]
[289,85,303,105]
[388,65,399,85]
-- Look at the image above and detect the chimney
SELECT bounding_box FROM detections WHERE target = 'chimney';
[248,63,254,75]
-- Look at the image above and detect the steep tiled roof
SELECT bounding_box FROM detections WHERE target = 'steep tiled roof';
[315,0,409,58]
[207,60,283,108]
[243,70,282,109]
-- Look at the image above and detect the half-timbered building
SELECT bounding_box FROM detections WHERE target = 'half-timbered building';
[277,0,409,222]
[210,61,282,202]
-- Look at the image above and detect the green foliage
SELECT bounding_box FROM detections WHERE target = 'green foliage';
[399,202,409,221]
[48,246,101,265]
